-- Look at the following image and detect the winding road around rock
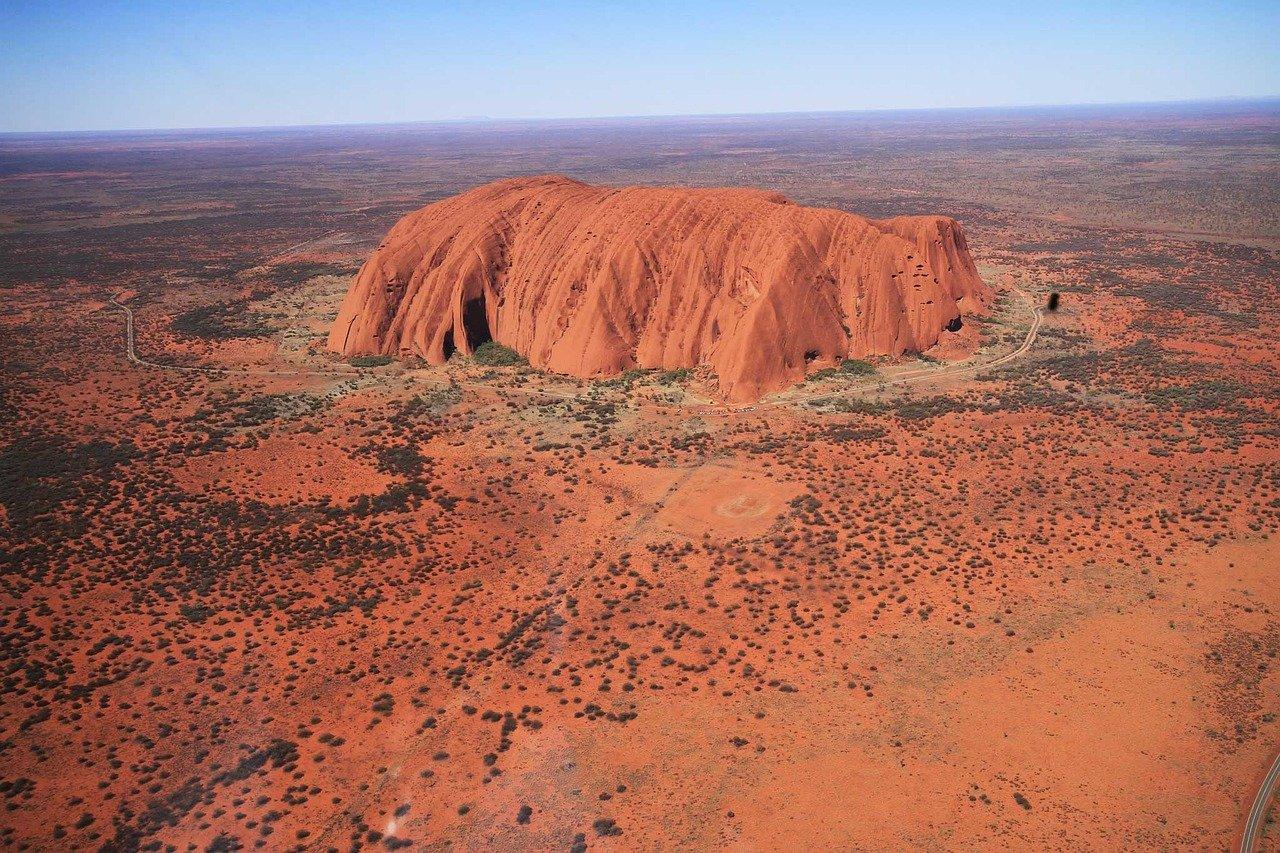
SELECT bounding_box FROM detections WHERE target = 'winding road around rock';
[1239,750,1280,853]
[110,285,1043,410]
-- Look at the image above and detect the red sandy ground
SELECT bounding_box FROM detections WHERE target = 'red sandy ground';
[1,106,1278,851]
[2,258,1278,851]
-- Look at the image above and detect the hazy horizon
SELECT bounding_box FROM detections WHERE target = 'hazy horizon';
[2,93,1277,138]
[2,0,1277,133]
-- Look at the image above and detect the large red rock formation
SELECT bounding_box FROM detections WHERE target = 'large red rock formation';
[328,176,990,401]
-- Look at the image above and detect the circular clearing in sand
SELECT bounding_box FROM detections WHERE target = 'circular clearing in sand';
[716,493,772,519]
[655,466,798,540]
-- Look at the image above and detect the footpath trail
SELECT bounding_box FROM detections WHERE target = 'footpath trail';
[111,284,1041,409]
[763,285,1042,411]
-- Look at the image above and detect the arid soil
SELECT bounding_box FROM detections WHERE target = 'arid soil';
[1,100,1278,851]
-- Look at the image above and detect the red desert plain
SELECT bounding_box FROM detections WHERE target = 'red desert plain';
[1,101,1279,851]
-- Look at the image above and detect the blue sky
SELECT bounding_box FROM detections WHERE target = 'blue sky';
[1,0,1277,132]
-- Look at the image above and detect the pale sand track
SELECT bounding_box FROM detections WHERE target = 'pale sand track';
[111,285,1041,409]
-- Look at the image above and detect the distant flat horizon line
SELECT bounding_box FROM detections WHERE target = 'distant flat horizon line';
[3,94,1277,138]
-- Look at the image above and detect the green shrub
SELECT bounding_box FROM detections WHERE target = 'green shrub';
[180,603,215,623]
[172,301,277,340]
[349,354,394,368]
[810,359,876,382]
[472,341,525,366]
[840,359,876,375]
[656,368,691,385]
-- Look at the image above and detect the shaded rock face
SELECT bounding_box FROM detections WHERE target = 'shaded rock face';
[329,176,991,402]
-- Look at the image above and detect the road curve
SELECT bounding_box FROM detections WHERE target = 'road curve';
[756,285,1043,410]
[111,294,354,378]
[111,283,1042,409]
[1239,750,1280,853]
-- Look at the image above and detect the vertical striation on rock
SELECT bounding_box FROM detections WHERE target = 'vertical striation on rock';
[328,175,991,401]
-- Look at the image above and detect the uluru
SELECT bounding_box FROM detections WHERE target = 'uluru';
[328,175,991,401]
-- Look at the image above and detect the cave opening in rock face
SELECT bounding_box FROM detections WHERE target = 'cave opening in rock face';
[329,176,993,401]
[462,296,492,350]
